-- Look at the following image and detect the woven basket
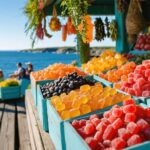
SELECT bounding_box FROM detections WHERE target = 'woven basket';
[126,0,146,43]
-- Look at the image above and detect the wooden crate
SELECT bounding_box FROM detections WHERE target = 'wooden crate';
[36,80,53,132]
[63,103,150,150]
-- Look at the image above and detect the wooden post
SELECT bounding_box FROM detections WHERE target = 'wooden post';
[77,34,90,64]
[115,0,129,53]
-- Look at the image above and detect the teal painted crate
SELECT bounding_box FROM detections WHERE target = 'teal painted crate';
[63,102,150,150]
[36,80,53,132]
[30,74,51,106]
[0,86,21,100]
[47,100,64,150]
[46,99,116,150]
[20,79,30,97]
[93,75,113,87]
[129,50,150,55]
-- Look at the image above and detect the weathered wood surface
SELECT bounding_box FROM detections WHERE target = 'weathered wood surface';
[0,100,31,150]
[25,90,55,150]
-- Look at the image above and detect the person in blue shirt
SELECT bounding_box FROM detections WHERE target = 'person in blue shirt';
[25,62,33,80]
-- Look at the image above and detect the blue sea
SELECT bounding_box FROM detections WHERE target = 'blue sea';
[0,51,80,78]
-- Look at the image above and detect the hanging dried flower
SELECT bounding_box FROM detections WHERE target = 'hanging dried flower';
[62,24,68,41]
[36,23,44,39]
[78,15,94,43]
[67,17,77,35]
[49,6,61,32]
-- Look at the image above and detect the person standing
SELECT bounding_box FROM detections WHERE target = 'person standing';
[25,62,33,80]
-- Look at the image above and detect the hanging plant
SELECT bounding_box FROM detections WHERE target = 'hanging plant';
[62,24,68,41]
[61,0,89,40]
[109,20,118,41]
[94,17,106,41]
[49,6,61,32]
[67,17,77,35]
[24,0,52,47]
[78,15,94,43]
[105,17,110,38]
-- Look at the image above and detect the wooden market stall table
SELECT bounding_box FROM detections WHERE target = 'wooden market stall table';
[0,98,31,150]
[25,90,55,150]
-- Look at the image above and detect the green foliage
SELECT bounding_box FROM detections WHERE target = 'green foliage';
[24,0,44,47]
[61,0,89,29]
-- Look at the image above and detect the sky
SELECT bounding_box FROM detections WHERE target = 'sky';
[0,0,115,50]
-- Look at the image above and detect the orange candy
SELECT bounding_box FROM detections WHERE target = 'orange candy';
[31,63,86,81]
[99,62,136,83]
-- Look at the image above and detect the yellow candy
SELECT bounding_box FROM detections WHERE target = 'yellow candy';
[51,96,62,106]
[70,108,80,118]
[61,110,70,120]
[55,103,65,112]
[80,104,91,115]
[80,84,91,92]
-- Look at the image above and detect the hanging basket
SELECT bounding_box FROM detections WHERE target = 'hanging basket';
[126,0,146,43]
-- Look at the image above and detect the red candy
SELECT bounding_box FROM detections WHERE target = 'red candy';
[94,131,103,142]
[104,111,111,118]
[112,108,123,117]
[112,118,123,129]
[96,122,107,134]
[103,125,117,140]
[84,123,95,135]
[123,99,135,105]
[118,128,131,140]
[123,104,136,114]
[72,120,80,129]
[127,122,139,134]
[108,116,117,123]
[85,137,98,149]
[90,114,99,120]
[146,108,150,117]
[124,113,136,123]
[79,119,86,127]
[137,119,149,131]
[127,134,142,147]
[111,137,126,149]
[91,118,101,127]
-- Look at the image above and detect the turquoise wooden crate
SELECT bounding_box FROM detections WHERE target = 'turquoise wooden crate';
[36,80,53,132]
[47,100,64,150]
[46,99,114,150]
[30,78,52,106]
[129,50,150,55]
[0,86,21,100]
[20,79,30,97]
[93,75,113,87]
[63,102,150,150]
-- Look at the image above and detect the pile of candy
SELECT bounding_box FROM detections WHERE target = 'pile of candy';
[99,62,136,82]
[72,99,150,149]
[114,60,150,97]
[82,50,127,75]
[0,79,19,87]
[31,63,86,81]
[40,72,94,98]
[50,83,130,120]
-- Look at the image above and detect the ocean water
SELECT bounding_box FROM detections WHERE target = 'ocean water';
[0,51,80,78]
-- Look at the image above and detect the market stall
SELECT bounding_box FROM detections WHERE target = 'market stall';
[24,0,150,150]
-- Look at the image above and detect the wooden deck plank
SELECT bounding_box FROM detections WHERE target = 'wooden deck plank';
[0,103,15,150]
[26,107,36,150]
[26,90,55,150]
[26,91,44,150]
[16,101,32,150]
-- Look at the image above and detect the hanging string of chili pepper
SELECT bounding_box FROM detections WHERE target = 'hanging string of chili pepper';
[94,17,106,41]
